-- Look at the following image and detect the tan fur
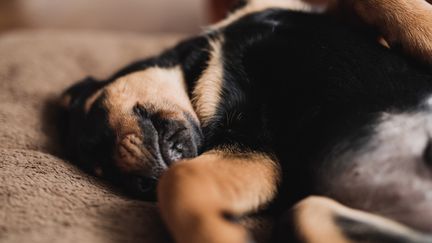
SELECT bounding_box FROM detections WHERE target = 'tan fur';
[102,66,197,172]
[57,1,432,241]
[212,0,432,64]
[158,149,280,243]
[210,0,322,30]
[192,38,225,126]
[104,66,195,125]
[341,0,432,64]
[116,134,157,172]
[157,1,432,242]
[294,197,350,243]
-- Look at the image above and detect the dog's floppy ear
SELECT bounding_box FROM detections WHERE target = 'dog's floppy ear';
[58,76,104,110]
[56,77,106,160]
[277,196,432,243]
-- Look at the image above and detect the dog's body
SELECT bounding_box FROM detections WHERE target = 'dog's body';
[59,0,432,242]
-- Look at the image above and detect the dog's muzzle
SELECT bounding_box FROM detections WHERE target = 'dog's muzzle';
[115,104,203,200]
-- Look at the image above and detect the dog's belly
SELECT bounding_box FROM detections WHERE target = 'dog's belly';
[314,110,432,233]
[220,11,432,232]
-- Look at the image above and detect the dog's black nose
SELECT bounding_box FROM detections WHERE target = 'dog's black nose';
[160,125,199,165]
[133,104,202,166]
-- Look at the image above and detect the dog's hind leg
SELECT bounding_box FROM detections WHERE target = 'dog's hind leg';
[276,196,432,243]
[341,0,432,65]
[157,149,281,243]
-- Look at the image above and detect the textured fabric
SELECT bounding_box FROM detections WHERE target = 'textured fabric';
[0,0,206,33]
[0,30,183,243]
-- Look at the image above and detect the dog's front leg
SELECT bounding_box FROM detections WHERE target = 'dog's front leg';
[158,149,280,243]
[341,0,432,65]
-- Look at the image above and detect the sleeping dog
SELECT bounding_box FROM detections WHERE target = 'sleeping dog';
[58,0,432,242]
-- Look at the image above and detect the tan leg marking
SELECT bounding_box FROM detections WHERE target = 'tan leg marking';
[158,150,280,243]
[293,196,432,243]
[294,197,350,243]
[343,0,432,65]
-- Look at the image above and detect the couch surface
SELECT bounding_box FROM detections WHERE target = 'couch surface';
[0,30,184,243]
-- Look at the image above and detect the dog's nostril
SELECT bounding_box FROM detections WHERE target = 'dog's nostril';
[161,128,198,166]
[423,140,432,166]
[168,141,185,161]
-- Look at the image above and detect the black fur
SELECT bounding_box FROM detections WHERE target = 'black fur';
[60,9,432,240]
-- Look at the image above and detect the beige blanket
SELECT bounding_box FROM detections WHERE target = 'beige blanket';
[0,30,183,243]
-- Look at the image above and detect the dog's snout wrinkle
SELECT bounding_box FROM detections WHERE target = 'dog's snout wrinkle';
[117,134,158,171]
[119,135,144,159]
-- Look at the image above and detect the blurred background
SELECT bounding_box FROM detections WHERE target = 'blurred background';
[0,0,237,34]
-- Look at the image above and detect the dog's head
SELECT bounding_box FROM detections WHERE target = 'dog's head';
[59,66,203,200]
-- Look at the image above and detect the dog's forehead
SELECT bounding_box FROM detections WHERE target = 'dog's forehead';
[104,67,186,112]
[81,65,200,138]
[83,66,198,120]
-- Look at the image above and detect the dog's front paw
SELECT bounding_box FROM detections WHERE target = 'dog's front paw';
[158,161,255,243]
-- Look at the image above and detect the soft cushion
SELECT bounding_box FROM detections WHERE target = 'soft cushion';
[0,30,182,243]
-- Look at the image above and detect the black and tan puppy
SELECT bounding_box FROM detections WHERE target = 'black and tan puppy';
[59,0,432,242]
